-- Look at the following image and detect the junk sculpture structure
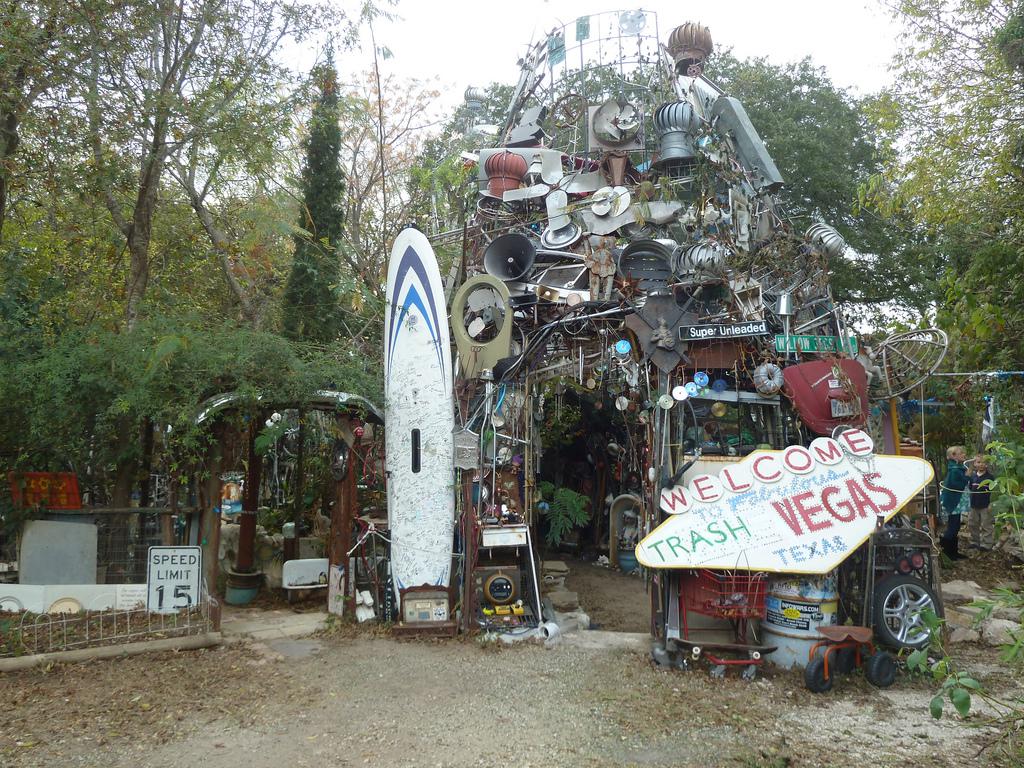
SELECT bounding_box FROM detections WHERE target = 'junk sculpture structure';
[389,12,945,640]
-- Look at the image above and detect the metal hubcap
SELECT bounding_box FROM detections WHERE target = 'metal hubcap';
[882,583,935,644]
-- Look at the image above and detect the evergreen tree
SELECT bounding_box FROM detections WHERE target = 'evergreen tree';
[282,55,345,342]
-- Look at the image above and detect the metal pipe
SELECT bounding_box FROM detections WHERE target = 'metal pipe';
[524,526,543,622]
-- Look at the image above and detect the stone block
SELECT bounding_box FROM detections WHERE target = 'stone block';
[944,606,983,629]
[542,575,566,592]
[981,618,1020,647]
[548,589,579,612]
[556,610,590,631]
[992,605,1022,622]
[948,627,980,644]
[941,579,985,605]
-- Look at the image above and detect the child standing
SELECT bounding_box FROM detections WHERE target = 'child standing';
[939,445,969,560]
[968,455,996,551]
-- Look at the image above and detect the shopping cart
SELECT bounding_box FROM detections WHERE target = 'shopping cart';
[676,569,775,680]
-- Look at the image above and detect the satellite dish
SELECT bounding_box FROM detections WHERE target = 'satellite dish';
[870,328,949,399]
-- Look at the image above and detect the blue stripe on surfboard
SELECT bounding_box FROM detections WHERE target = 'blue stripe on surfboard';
[389,282,445,377]
[386,244,445,383]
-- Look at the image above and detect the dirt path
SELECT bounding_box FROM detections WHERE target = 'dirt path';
[2,630,1017,768]
[563,557,651,632]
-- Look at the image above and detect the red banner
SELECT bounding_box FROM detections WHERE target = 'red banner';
[8,472,81,510]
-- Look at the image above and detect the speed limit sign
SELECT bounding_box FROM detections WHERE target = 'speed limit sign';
[146,546,203,614]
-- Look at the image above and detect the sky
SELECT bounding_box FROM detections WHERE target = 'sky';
[328,0,902,110]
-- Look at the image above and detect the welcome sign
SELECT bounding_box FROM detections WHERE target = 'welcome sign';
[636,430,933,574]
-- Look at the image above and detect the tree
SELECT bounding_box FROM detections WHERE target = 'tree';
[0,309,377,490]
[81,0,327,330]
[167,4,326,329]
[863,1,1024,366]
[336,71,441,301]
[407,82,512,254]
[707,53,942,322]
[868,1,1024,234]
[0,0,102,242]
[282,57,346,343]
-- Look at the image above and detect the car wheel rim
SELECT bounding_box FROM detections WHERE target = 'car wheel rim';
[882,583,935,644]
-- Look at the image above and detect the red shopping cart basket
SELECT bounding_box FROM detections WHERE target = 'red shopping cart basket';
[676,569,773,676]
[680,568,766,624]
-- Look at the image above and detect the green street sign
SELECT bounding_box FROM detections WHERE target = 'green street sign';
[774,334,858,355]
[576,16,591,41]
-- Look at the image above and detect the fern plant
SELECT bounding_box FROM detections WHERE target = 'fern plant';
[537,480,591,547]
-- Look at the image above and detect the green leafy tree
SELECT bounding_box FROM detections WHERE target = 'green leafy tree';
[0,308,376,494]
[166,4,329,329]
[863,1,1024,362]
[707,53,942,322]
[282,57,346,343]
[0,0,104,241]
[78,0,330,330]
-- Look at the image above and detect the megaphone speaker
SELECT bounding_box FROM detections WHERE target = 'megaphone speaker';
[483,233,536,282]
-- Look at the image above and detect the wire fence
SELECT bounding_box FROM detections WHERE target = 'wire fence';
[26,509,193,584]
[0,593,218,658]
[94,511,172,584]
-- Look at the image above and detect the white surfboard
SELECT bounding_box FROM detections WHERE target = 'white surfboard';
[384,227,455,606]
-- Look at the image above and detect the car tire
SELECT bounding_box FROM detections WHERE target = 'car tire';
[873,574,939,650]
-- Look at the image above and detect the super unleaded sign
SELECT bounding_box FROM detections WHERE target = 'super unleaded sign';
[636,430,933,574]
[679,321,768,342]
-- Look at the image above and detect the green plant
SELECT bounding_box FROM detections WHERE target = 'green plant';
[538,400,583,453]
[254,421,289,456]
[537,480,590,547]
[905,611,981,719]
[906,609,1024,760]
[986,440,1024,554]
[257,506,290,534]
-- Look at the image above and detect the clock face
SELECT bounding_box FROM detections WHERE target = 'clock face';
[592,99,640,146]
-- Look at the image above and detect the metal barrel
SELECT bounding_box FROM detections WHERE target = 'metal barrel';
[760,573,839,669]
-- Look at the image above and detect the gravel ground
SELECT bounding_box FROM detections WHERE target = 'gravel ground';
[2,628,1019,768]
